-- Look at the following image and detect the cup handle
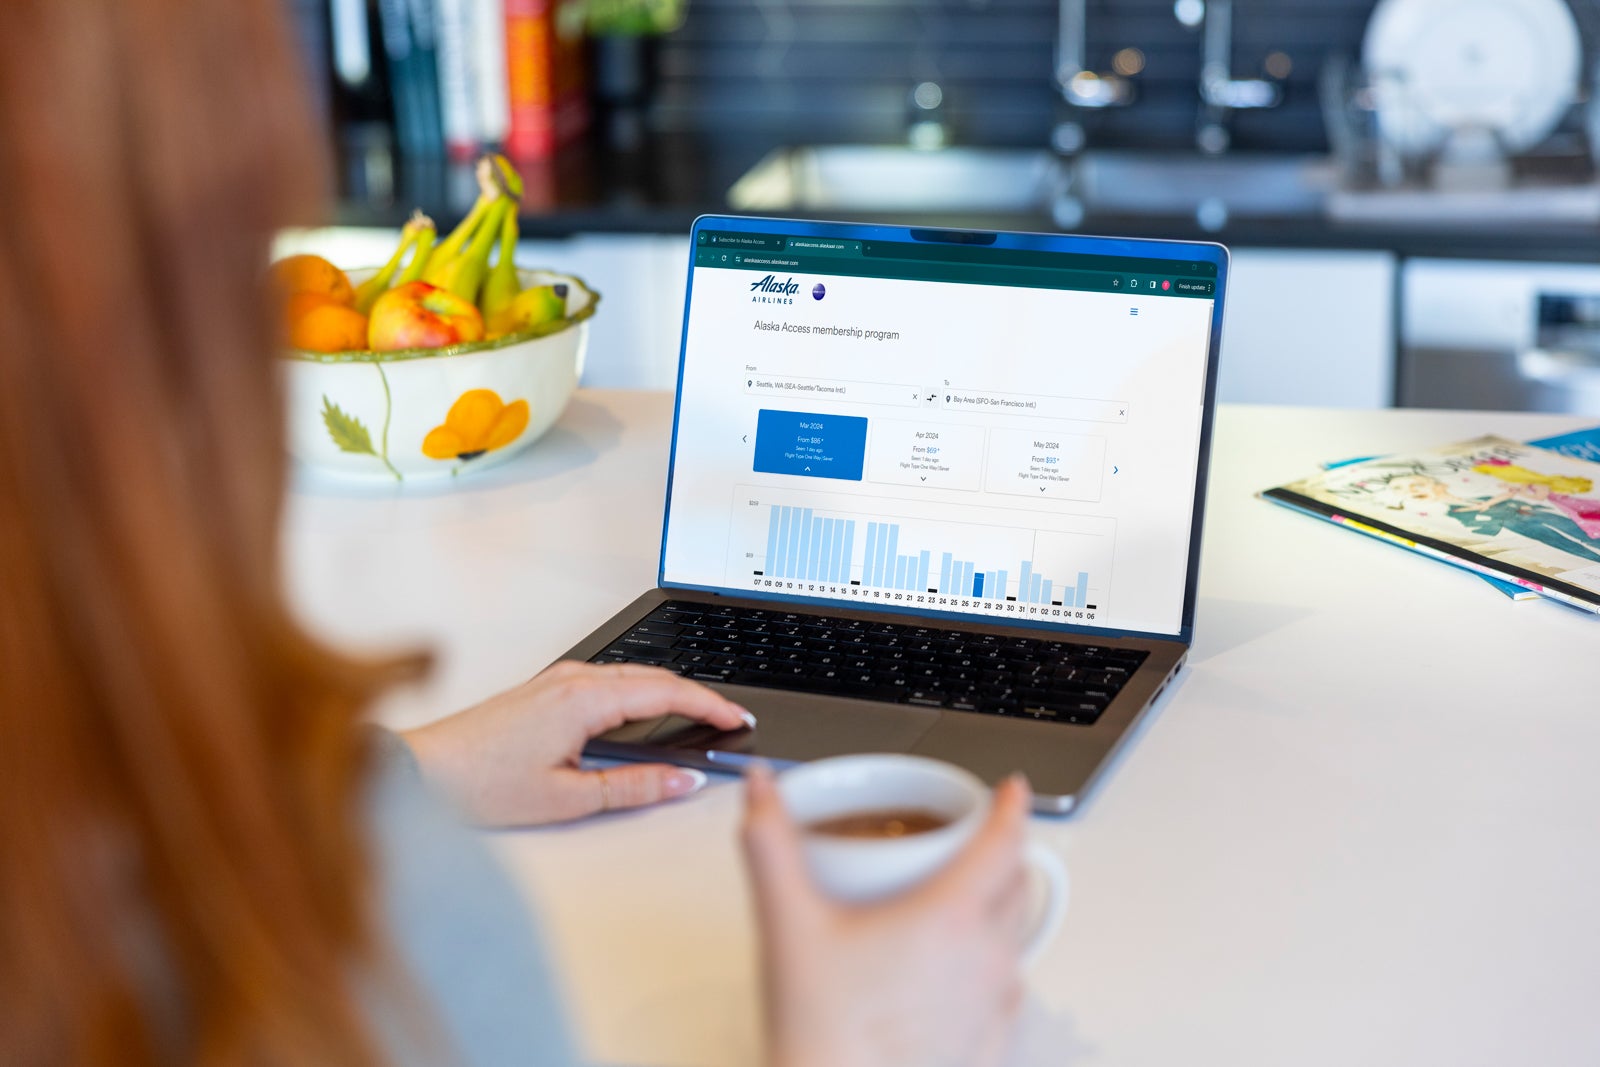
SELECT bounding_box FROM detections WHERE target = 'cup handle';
[1021,842,1069,965]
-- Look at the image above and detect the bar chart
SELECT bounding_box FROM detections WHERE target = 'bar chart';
[739,487,1115,620]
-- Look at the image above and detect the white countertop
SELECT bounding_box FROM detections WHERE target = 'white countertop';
[284,392,1600,1067]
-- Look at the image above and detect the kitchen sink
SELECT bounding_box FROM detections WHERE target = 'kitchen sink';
[1059,151,1337,219]
[727,145,1064,214]
[726,144,1338,225]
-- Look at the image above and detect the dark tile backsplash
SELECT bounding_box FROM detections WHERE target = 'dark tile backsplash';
[653,0,1600,153]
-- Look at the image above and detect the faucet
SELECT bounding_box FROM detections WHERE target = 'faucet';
[1054,0,1131,154]
[1193,0,1281,153]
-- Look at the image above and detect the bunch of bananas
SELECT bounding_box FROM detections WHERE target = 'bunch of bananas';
[359,154,567,339]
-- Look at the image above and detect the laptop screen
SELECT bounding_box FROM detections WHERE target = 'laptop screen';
[659,218,1224,640]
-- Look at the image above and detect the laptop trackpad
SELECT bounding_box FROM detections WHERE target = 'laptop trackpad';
[646,696,940,764]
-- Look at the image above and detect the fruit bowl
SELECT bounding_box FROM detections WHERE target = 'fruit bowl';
[281,268,598,484]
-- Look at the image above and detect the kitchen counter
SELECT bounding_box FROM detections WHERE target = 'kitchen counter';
[332,131,1600,262]
[284,390,1600,1067]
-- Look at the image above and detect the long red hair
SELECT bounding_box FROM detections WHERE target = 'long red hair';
[0,2,424,1064]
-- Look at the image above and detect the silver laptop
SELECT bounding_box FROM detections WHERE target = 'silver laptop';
[564,216,1227,813]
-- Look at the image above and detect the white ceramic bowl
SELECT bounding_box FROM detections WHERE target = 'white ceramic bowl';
[281,268,598,484]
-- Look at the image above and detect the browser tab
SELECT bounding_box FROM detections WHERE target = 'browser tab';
[703,231,787,251]
[786,237,863,257]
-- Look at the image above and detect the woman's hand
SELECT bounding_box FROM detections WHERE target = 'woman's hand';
[742,766,1033,1067]
[400,661,752,826]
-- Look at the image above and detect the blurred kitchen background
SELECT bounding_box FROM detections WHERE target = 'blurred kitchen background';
[287,0,1600,408]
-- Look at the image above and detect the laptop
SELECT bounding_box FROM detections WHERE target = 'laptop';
[563,216,1227,813]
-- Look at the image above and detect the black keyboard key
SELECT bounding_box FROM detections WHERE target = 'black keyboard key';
[619,633,675,649]
[646,607,699,623]
[629,621,683,637]
[603,643,675,662]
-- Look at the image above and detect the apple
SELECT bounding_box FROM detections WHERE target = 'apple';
[368,281,485,350]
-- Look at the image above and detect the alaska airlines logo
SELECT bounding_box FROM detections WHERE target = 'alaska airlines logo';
[749,274,800,305]
[750,275,800,296]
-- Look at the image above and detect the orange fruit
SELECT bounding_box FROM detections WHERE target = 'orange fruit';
[289,303,369,353]
[270,254,355,306]
[281,290,339,338]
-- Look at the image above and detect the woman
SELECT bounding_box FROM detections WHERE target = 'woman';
[0,3,1034,1066]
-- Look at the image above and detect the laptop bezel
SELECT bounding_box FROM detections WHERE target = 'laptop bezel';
[657,215,1229,647]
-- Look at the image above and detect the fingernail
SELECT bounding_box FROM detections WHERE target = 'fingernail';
[739,710,758,730]
[665,768,708,797]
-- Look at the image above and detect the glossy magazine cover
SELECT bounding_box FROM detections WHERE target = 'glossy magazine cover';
[1265,435,1600,611]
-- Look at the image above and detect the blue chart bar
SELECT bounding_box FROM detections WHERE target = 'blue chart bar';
[973,572,985,598]
[1076,571,1088,608]
[939,552,954,594]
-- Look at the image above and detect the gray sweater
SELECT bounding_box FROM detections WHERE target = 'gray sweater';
[366,729,577,1067]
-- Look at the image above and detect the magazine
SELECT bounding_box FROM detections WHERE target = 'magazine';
[1312,425,1600,601]
[1263,435,1600,614]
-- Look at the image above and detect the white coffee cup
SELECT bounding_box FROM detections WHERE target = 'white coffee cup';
[777,753,1068,962]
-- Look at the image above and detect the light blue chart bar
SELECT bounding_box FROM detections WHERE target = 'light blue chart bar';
[1076,572,1089,608]
[765,506,780,576]
[776,508,792,577]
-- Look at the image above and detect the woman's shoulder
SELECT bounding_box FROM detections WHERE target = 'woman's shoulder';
[364,728,577,1067]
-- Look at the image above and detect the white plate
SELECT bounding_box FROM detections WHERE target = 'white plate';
[1363,0,1580,156]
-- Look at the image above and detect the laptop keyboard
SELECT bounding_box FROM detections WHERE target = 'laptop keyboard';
[588,601,1147,726]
